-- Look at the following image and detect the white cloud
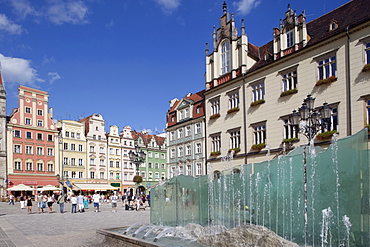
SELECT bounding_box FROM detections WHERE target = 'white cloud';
[154,0,180,14]
[0,14,22,34]
[0,53,44,87]
[48,72,61,84]
[9,0,38,19]
[233,0,261,15]
[42,56,55,65]
[46,0,89,25]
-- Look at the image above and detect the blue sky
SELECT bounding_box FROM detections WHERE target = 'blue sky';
[0,0,350,134]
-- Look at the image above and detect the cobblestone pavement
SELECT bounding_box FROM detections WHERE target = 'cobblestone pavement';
[0,201,150,247]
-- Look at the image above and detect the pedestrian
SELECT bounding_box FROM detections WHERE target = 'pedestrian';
[100,194,105,204]
[26,196,32,214]
[71,194,77,213]
[111,193,118,212]
[47,194,54,213]
[36,193,44,213]
[83,194,89,209]
[20,193,25,209]
[57,193,65,213]
[147,193,150,207]
[77,193,84,213]
[92,192,100,212]
[8,194,15,205]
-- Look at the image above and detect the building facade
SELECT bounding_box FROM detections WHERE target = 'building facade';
[6,86,59,191]
[166,91,206,177]
[204,0,370,171]
[120,125,135,192]
[106,125,122,189]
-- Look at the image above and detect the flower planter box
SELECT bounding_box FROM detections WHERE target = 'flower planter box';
[228,147,241,153]
[210,151,221,156]
[227,107,240,114]
[250,99,265,107]
[251,143,266,151]
[315,76,337,86]
[209,113,220,120]
[282,137,299,143]
[362,64,370,73]
[316,130,337,140]
[280,88,298,97]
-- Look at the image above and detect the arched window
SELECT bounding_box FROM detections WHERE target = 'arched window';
[221,41,230,74]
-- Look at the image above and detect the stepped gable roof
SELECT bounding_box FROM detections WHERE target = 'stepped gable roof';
[131,130,165,147]
[247,0,370,74]
[153,135,165,147]
[168,90,205,113]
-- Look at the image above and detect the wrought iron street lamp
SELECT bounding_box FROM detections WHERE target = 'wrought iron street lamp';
[290,94,331,245]
[128,145,146,176]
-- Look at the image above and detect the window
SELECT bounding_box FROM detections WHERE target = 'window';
[186,165,192,175]
[90,146,95,152]
[210,98,220,115]
[48,134,52,141]
[47,148,53,156]
[196,163,202,175]
[90,158,95,165]
[71,158,76,166]
[79,172,83,178]
[90,172,95,179]
[321,106,338,132]
[76,133,80,139]
[195,123,201,134]
[78,145,83,152]
[229,130,240,149]
[37,133,43,140]
[37,163,43,171]
[79,159,83,166]
[25,146,32,154]
[63,171,68,178]
[170,149,175,158]
[71,132,75,138]
[318,56,336,80]
[71,171,76,178]
[98,135,101,140]
[161,154,165,159]
[178,129,184,139]
[37,109,43,115]
[109,148,113,155]
[186,126,191,136]
[282,70,297,92]
[161,164,165,169]
[253,124,266,145]
[148,162,152,169]
[36,147,43,155]
[124,162,128,168]
[26,162,32,170]
[155,153,159,158]
[110,173,113,180]
[228,91,239,109]
[71,144,75,151]
[25,107,31,113]
[286,30,293,48]
[116,173,120,179]
[155,172,159,179]
[64,143,68,150]
[15,161,21,170]
[65,131,70,137]
[196,105,201,114]
[93,135,96,140]
[63,157,68,165]
[100,147,104,153]
[252,82,265,102]
[366,100,370,125]
[26,132,32,139]
[110,161,114,167]
[14,145,21,153]
[186,145,191,156]
[283,119,298,140]
[178,147,184,157]
[37,120,43,127]
[48,164,53,172]
[100,159,104,166]
[116,161,120,168]
[100,172,104,179]
[196,143,201,154]
[221,41,230,74]
[116,149,119,155]
[211,134,221,152]
[365,42,370,64]
[155,163,159,169]
[14,130,21,138]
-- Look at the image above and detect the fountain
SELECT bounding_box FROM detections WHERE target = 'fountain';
[98,128,369,246]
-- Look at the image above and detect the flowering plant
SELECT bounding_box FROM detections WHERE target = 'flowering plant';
[133,175,143,184]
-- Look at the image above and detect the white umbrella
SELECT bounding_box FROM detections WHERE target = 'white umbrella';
[37,185,60,191]
[7,184,34,191]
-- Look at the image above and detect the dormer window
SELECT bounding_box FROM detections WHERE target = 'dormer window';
[221,41,230,74]
[329,21,338,31]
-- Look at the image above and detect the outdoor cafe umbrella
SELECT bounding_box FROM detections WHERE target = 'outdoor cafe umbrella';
[36,185,60,192]
[7,184,34,191]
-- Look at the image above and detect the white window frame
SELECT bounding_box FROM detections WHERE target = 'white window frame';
[228,91,239,109]
[210,98,220,115]
[252,82,265,102]
[253,123,266,145]
[211,134,221,152]
[282,70,297,92]
[221,41,230,74]
[286,30,294,48]
[318,56,336,80]
[229,130,240,149]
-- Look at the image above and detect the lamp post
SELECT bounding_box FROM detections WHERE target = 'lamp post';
[290,94,332,245]
[128,145,146,176]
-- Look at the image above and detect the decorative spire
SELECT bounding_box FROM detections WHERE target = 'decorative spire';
[223,1,227,14]
[205,43,209,56]
[241,19,245,35]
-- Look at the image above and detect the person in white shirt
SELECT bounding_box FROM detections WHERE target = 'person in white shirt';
[110,193,118,212]
[92,192,100,212]
[71,194,78,213]
[77,193,84,213]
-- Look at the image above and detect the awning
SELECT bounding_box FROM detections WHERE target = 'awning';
[73,183,118,191]
[36,185,61,191]
[7,184,35,191]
